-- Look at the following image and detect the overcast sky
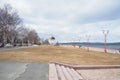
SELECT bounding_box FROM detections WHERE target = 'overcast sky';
[0,0,120,43]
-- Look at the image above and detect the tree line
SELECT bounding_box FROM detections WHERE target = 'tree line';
[0,4,40,47]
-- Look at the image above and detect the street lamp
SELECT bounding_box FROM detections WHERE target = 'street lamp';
[78,35,81,42]
[86,35,90,52]
[102,30,109,53]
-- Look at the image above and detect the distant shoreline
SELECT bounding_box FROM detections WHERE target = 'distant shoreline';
[60,42,120,50]
[60,45,120,54]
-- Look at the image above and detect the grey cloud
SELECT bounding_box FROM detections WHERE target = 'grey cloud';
[75,0,120,24]
[1,0,120,42]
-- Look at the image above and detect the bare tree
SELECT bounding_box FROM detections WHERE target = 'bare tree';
[17,27,40,46]
[0,4,22,46]
[0,4,40,47]
[27,29,39,44]
[17,26,29,46]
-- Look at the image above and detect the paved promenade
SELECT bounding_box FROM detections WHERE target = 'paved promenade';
[0,61,48,80]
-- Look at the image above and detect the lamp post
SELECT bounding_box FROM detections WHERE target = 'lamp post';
[102,30,109,53]
[78,36,81,42]
[86,35,90,52]
[78,36,81,48]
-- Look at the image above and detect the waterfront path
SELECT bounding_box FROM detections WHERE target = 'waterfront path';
[0,46,33,52]
[0,61,48,80]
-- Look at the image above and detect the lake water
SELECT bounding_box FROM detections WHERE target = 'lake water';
[60,43,120,50]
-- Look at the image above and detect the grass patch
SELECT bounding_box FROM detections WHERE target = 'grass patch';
[0,45,120,65]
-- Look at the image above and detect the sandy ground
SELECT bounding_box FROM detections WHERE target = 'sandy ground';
[0,45,120,65]
[81,46,120,54]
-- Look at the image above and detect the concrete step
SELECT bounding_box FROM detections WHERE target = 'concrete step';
[70,68,83,80]
[49,62,84,80]
[61,65,73,80]
[66,67,80,80]
[56,64,66,80]
[49,63,59,80]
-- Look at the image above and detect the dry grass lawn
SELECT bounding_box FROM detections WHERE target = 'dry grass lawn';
[0,45,120,65]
